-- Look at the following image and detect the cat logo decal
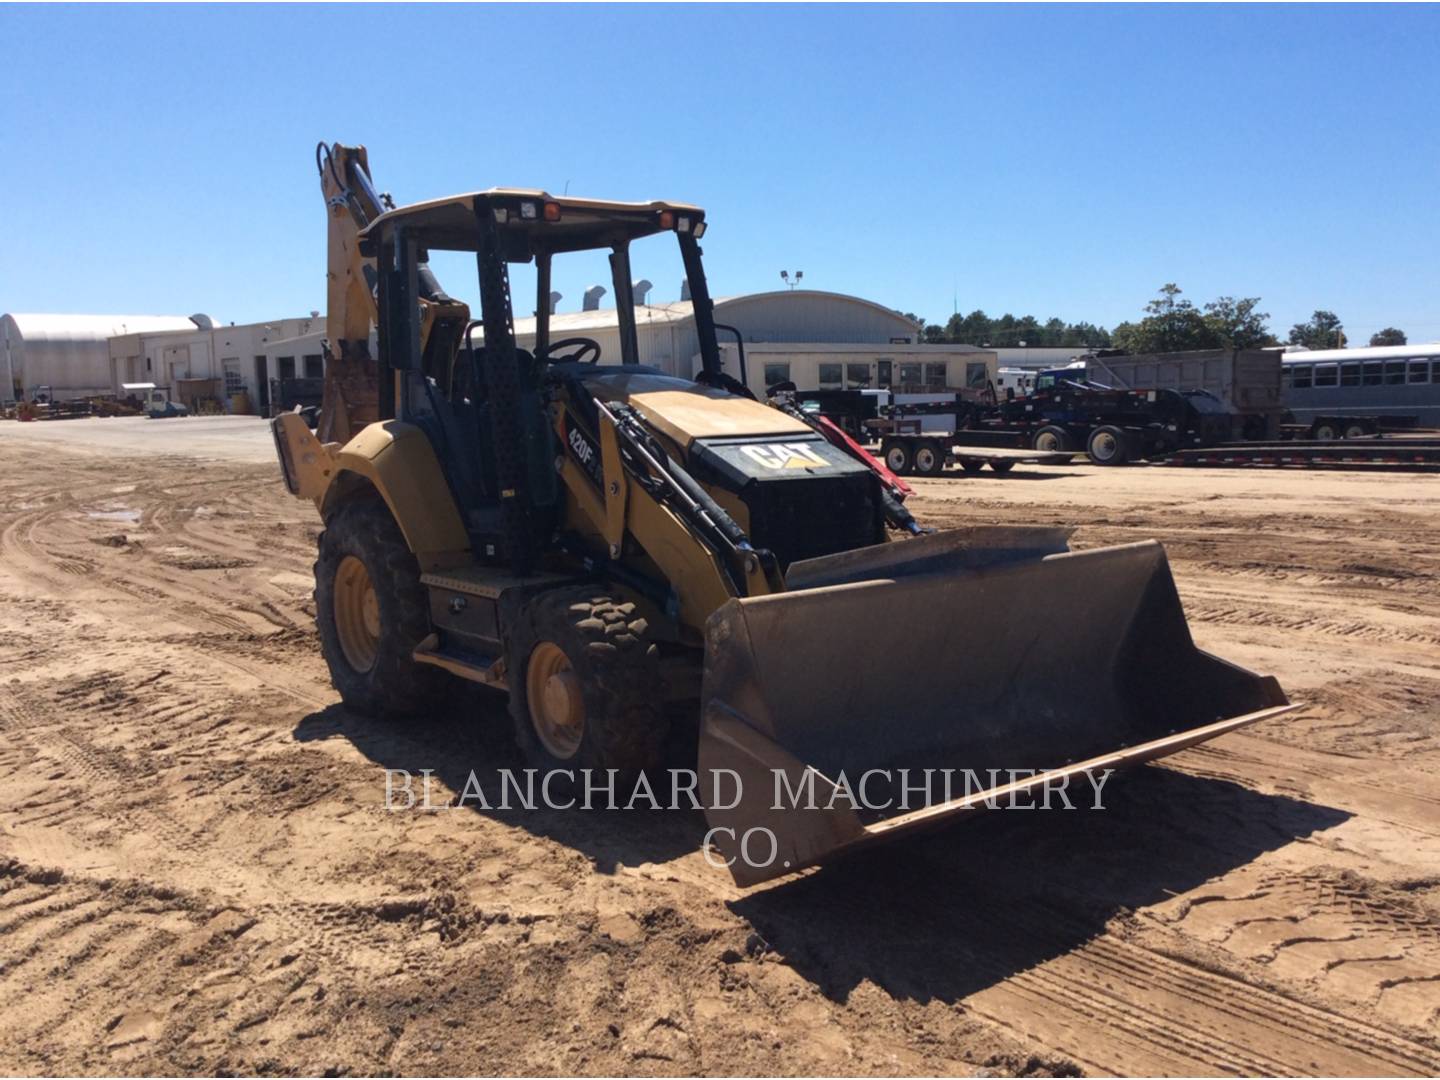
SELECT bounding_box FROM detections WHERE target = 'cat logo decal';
[739,443,831,470]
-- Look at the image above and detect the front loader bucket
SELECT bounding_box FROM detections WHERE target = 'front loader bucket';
[698,527,1293,886]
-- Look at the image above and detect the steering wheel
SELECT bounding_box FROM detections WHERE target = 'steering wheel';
[543,337,602,365]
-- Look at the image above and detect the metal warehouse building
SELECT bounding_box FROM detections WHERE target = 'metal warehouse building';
[2,313,202,403]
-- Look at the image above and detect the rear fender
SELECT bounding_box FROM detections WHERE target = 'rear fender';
[322,420,470,568]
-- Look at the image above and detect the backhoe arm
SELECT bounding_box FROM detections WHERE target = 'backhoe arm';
[317,142,384,444]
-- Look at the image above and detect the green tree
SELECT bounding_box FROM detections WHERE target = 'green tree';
[1111,284,1225,353]
[1203,296,1278,349]
[923,307,1109,348]
[1288,310,1346,350]
[1369,327,1407,346]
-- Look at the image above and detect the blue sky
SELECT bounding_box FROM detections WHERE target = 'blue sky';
[2,3,1436,344]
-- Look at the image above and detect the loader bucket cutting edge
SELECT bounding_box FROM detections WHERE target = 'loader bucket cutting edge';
[696,527,1292,887]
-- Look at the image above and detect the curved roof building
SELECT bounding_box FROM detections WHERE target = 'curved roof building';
[2,313,206,401]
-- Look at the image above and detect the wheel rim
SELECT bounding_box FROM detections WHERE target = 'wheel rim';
[886,448,908,471]
[334,555,380,673]
[1344,426,1366,439]
[916,448,937,472]
[527,641,584,759]
[1036,432,1059,452]
[1316,426,1337,441]
[1091,432,1119,462]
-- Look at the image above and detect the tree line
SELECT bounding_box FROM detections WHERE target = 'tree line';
[907,286,1409,353]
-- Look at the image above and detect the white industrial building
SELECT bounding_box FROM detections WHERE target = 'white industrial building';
[6,291,997,411]
[109,315,323,412]
[2,313,202,403]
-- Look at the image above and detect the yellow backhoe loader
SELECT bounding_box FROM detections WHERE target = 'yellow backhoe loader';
[274,143,1294,886]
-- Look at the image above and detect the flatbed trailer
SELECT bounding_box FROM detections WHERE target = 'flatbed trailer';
[875,426,1077,476]
[1168,437,1440,469]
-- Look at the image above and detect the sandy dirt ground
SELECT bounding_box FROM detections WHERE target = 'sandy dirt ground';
[1,418,1438,1076]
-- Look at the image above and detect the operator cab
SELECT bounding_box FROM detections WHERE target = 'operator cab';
[356,189,737,559]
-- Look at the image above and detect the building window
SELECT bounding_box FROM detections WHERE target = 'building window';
[898,362,922,387]
[876,360,892,388]
[1312,365,1338,388]
[1290,365,1312,389]
[924,363,948,389]
[221,359,244,394]
[965,361,989,388]
[817,363,843,390]
[762,362,791,388]
[278,356,296,379]
[1339,362,1361,387]
[304,354,324,379]
[1384,361,1406,385]
[1362,362,1384,386]
[845,363,871,389]
[1408,360,1429,384]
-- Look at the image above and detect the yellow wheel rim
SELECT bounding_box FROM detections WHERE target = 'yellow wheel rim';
[334,555,380,673]
[526,641,584,759]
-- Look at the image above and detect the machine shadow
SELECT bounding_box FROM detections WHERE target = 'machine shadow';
[728,765,1350,1006]
[292,694,704,873]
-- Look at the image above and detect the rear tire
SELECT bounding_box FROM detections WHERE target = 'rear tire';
[508,587,667,783]
[1313,422,1339,441]
[1342,423,1369,440]
[989,460,1015,473]
[315,497,446,718]
[883,439,914,476]
[1032,426,1071,453]
[961,461,986,474]
[913,442,945,476]
[1087,425,1131,466]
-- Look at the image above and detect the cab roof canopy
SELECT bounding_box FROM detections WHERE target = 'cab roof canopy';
[359,189,705,256]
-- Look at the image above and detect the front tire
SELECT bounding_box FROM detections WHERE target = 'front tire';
[315,497,445,718]
[508,588,667,782]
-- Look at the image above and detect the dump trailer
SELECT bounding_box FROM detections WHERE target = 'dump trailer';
[1074,347,1287,441]
[273,142,1293,886]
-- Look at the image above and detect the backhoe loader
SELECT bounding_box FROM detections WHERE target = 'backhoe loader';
[274,143,1294,886]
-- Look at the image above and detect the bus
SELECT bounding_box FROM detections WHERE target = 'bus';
[1282,344,1440,434]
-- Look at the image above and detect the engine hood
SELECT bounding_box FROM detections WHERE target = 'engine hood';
[578,368,809,449]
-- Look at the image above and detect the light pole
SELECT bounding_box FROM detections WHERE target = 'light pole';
[780,270,804,291]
